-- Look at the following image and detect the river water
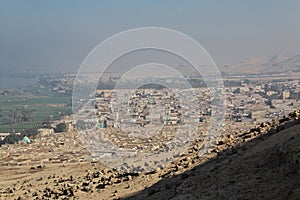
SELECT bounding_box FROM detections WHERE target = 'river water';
[0,76,37,89]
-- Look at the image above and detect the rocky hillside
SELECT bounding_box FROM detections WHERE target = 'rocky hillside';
[262,54,300,74]
[1,111,300,199]
[220,54,300,75]
[125,111,300,199]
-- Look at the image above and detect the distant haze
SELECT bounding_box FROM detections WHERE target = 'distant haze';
[0,0,300,72]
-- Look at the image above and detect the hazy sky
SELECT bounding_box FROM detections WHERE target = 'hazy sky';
[0,0,300,72]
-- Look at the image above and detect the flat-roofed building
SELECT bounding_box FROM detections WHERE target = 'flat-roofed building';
[0,133,10,141]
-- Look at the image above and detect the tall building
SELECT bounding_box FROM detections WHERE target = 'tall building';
[282,90,290,100]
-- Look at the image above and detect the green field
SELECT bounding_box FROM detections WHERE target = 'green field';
[0,88,72,132]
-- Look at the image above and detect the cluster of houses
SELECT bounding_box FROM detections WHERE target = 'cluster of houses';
[95,89,183,128]
[225,80,300,124]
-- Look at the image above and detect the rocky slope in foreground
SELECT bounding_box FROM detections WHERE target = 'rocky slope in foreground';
[125,112,300,200]
[1,111,300,200]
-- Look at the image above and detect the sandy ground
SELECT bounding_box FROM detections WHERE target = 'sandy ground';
[1,113,300,199]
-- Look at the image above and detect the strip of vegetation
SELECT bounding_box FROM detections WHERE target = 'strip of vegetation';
[0,82,72,145]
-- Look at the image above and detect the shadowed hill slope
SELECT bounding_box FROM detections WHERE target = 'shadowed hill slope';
[124,121,300,199]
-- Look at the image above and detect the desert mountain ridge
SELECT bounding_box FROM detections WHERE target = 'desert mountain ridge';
[219,54,300,75]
